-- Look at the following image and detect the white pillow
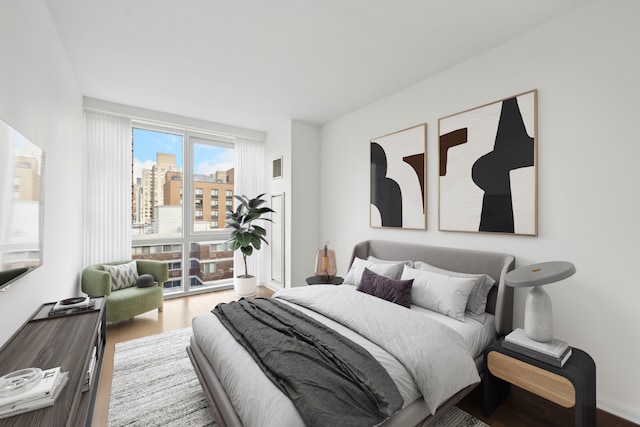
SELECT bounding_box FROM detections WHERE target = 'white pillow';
[413,261,496,323]
[103,261,139,291]
[401,265,476,322]
[343,257,405,285]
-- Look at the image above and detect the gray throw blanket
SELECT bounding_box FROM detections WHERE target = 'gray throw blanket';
[212,297,403,427]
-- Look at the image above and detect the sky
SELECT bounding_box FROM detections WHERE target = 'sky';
[133,128,233,180]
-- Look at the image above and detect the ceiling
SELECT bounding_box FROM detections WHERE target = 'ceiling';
[46,0,591,133]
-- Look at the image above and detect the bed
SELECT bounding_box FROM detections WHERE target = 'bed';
[187,240,515,427]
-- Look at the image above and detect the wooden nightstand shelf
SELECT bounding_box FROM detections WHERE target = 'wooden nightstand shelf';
[483,339,596,427]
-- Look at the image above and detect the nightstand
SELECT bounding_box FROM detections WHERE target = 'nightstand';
[305,276,344,285]
[483,339,596,427]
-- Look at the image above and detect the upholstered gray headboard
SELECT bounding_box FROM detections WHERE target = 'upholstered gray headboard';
[349,240,516,335]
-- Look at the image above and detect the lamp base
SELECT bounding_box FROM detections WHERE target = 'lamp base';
[524,285,553,343]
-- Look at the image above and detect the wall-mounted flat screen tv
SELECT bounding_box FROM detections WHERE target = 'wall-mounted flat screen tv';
[0,117,45,291]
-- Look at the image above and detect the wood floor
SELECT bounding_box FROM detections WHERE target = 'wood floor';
[93,287,636,427]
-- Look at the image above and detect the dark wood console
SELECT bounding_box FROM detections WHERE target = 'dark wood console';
[0,298,106,427]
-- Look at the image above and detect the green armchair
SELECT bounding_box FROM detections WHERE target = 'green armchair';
[81,259,169,322]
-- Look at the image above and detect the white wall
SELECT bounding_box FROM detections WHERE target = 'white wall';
[264,120,292,288]
[290,121,321,286]
[320,0,640,422]
[0,1,84,345]
[265,120,321,288]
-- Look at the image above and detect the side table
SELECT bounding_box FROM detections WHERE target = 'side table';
[483,339,596,427]
[305,276,344,285]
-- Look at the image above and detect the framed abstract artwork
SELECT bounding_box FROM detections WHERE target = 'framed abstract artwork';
[438,90,537,236]
[370,123,427,230]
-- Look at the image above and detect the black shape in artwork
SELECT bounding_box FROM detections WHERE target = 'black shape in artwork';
[371,143,402,227]
[472,97,534,233]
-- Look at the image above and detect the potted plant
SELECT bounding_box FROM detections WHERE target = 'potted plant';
[226,193,274,296]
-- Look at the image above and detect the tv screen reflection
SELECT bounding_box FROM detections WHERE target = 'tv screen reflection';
[0,117,45,290]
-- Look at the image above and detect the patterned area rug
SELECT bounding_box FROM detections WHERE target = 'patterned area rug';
[108,327,489,427]
[108,327,214,427]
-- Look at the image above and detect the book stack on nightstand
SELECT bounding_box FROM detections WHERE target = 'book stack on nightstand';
[504,328,572,367]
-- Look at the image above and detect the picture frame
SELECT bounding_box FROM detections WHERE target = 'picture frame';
[438,89,537,235]
[272,156,283,179]
[370,123,427,230]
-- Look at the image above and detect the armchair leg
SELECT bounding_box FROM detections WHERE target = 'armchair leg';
[158,306,163,313]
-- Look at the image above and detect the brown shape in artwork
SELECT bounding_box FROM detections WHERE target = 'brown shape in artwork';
[402,153,425,213]
[439,128,468,176]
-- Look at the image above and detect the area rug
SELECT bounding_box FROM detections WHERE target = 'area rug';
[109,327,489,427]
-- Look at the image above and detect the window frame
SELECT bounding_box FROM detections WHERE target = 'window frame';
[131,121,236,297]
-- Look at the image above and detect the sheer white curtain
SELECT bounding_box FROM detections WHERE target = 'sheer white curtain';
[83,112,132,266]
[233,137,265,283]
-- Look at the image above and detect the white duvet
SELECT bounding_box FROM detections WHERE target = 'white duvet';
[192,285,481,427]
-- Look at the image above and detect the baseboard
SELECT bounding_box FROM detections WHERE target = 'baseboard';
[598,396,640,424]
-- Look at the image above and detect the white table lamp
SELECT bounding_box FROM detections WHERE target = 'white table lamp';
[505,261,576,343]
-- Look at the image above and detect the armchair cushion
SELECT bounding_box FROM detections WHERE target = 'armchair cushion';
[103,260,139,291]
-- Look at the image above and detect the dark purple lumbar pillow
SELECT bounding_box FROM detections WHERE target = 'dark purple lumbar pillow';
[356,267,413,308]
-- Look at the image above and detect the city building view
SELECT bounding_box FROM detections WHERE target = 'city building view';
[2,153,43,271]
[130,127,236,295]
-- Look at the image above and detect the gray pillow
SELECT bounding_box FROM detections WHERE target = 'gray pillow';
[102,261,139,291]
[367,255,414,268]
[136,274,156,288]
[357,268,413,308]
[343,257,406,285]
[413,261,496,323]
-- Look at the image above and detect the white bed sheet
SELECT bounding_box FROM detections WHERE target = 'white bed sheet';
[409,305,496,359]
[192,302,422,427]
[278,298,421,405]
[336,283,496,359]
[192,285,494,427]
[193,312,305,427]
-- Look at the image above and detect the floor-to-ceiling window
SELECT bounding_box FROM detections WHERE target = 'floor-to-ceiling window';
[131,124,235,296]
